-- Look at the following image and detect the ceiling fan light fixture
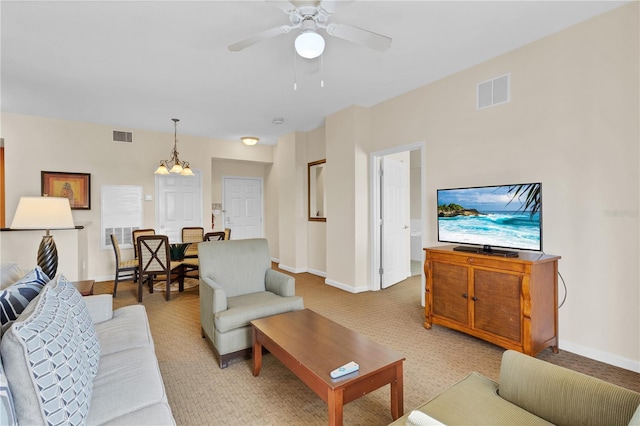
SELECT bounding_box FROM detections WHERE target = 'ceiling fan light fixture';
[241,136,259,146]
[295,30,325,59]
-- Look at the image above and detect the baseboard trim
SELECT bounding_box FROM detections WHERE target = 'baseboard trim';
[307,268,326,278]
[278,264,307,274]
[324,278,369,294]
[560,340,640,373]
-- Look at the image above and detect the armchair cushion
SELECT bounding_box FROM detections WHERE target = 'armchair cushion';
[215,291,304,333]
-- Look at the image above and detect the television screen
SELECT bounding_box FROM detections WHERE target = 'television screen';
[437,183,542,252]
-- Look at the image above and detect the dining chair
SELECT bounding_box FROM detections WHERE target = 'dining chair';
[204,231,225,241]
[132,228,156,260]
[224,228,232,240]
[136,235,183,302]
[110,234,138,298]
[182,227,204,258]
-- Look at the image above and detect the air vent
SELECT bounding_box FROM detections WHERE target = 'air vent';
[113,130,133,143]
[477,73,510,109]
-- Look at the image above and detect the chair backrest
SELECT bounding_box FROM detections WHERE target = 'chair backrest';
[182,227,204,243]
[137,235,170,275]
[204,231,225,241]
[132,228,156,259]
[224,228,231,240]
[110,234,122,264]
[198,238,271,298]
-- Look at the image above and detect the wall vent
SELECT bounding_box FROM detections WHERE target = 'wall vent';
[477,73,510,109]
[113,130,133,143]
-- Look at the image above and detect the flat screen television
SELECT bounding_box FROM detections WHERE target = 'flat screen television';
[437,182,542,256]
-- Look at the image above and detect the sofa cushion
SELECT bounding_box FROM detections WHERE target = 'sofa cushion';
[404,372,552,426]
[0,262,24,290]
[0,266,49,332]
[499,350,640,426]
[0,359,17,426]
[407,410,446,426]
[0,284,93,426]
[50,275,101,378]
[215,291,304,333]
[87,346,169,425]
[94,305,154,355]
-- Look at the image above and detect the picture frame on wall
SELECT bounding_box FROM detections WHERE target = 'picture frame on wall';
[41,171,91,210]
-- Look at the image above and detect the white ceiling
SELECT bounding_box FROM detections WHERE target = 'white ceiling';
[1,1,627,145]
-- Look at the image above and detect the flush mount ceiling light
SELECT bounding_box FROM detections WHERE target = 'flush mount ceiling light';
[295,29,325,59]
[241,136,259,146]
[154,118,194,176]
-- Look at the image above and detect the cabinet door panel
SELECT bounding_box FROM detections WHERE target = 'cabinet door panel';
[473,269,521,342]
[432,262,469,325]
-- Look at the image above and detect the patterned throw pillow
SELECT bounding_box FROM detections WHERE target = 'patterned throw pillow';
[0,267,50,331]
[0,360,17,426]
[51,275,101,378]
[1,284,93,426]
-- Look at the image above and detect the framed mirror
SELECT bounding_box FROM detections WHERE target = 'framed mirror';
[308,159,326,222]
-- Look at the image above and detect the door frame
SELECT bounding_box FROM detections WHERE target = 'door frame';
[369,142,426,303]
[221,176,265,239]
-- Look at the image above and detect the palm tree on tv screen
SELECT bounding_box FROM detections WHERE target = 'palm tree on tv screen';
[506,183,541,217]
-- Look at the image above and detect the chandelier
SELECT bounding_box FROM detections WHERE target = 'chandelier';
[154,118,194,176]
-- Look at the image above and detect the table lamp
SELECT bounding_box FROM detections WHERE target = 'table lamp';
[10,196,75,279]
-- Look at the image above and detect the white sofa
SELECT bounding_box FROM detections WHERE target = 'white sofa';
[0,265,175,425]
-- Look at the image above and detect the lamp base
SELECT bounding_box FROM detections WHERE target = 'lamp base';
[38,234,58,279]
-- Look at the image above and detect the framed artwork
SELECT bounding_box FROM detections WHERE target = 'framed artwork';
[41,171,91,210]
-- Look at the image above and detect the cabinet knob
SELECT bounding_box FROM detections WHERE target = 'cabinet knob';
[472,296,478,301]
[462,293,468,298]
[467,257,474,264]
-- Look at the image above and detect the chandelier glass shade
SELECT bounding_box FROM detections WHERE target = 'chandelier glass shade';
[295,30,325,59]
[154,118,194,176]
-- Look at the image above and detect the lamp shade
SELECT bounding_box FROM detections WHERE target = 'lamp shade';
[11,197,75,229]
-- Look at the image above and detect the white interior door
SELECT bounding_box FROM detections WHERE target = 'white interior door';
[381,156,410,288]
[156,171,202,242]
[223,177,263,239]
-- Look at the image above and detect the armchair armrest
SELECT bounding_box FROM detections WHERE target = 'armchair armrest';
[200,276,228,313]
[265,269,295,297]
[83,294,113,324]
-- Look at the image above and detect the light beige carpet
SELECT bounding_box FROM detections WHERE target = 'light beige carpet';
[97,269,639,426]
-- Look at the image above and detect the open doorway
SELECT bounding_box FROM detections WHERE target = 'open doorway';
[370,142,426,303]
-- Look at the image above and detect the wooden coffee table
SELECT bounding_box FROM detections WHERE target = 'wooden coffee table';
[251,309,405,426]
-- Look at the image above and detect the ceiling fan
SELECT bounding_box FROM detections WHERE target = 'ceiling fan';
[228,0,392,59]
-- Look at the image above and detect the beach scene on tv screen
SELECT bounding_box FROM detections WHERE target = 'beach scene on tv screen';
[437,183,541,250]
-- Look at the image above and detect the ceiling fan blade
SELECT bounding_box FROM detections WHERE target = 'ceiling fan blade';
[228,25,295,52]
[326,23,391,51]
[266,0,298,14]
[318,0,354,14]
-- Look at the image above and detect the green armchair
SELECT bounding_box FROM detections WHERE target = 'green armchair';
[198,238,304,368]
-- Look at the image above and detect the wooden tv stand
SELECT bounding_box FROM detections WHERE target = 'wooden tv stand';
[423,246,560,356]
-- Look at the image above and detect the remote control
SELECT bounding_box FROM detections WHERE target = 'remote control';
[330,361,359,379]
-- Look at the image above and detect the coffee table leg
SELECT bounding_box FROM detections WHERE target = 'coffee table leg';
[390,362,404,420]
[252,327,262,377]
[327,389,344,426]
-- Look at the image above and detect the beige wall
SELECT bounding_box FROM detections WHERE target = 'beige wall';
[320,3,639,370]
[306,126,327,275]
[0,113,274,279]
[276,132,308,272]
